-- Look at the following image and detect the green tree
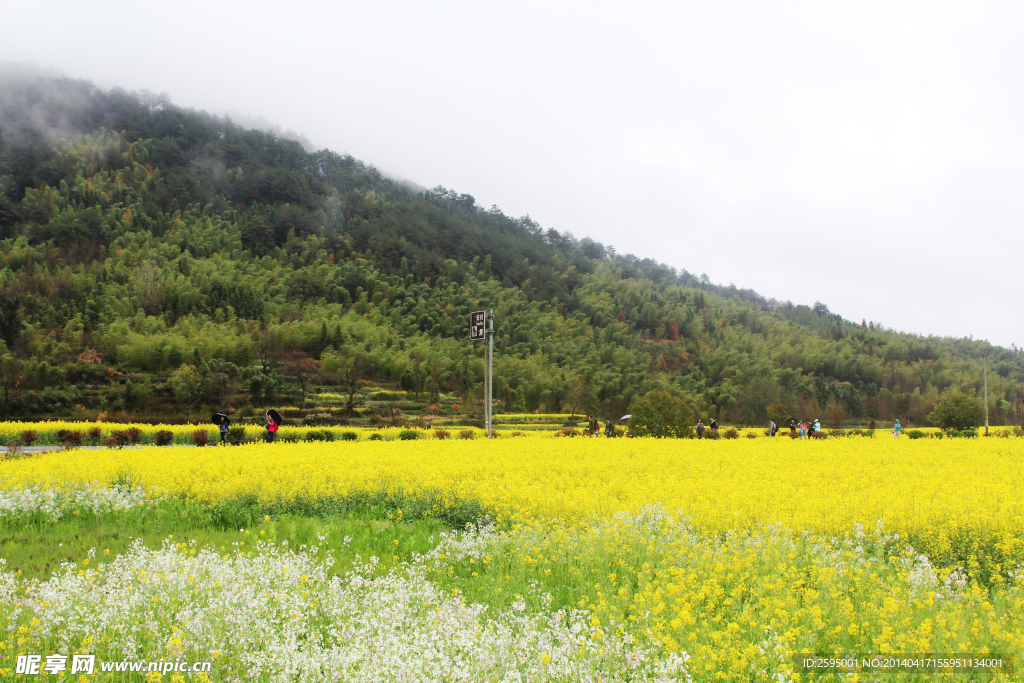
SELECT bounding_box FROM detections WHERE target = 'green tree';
[766,402,790,427]
[323,349,368,416]
[627,390,694,438]
[240,211,274,255]
[927,392,985,431]
[0,298,24,347]
[0,354,25,420]
[169,364,204,410]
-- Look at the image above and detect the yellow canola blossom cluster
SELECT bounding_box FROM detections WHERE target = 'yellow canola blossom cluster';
[434,509,1024,681]
[2,437,1022,570]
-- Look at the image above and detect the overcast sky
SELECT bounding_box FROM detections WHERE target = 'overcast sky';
[2,1,1020,348]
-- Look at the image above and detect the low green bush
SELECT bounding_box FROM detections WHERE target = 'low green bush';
[906,429,927,439]
[398,430,419,440]
[367,433,384,441]
[340,431,358,441]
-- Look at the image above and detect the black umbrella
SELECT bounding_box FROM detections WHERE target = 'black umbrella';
[267,408,283,424]
[211,412,231,427]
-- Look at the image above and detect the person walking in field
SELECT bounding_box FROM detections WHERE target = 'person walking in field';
[604,419,614,437]
[218,415,229,445]
[696,419,705,438]
[768,419,777,437]
[709,417,718,434]
[813,418,821,436]
[265,411,279,443]
[788,418,796,437]
[893,418,902,439]
[799,420,807,439]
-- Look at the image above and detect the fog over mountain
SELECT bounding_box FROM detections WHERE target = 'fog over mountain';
[1,1,1021,347]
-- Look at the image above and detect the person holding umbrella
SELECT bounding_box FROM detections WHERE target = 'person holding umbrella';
[265,409,281,443]
[213,413,230,445]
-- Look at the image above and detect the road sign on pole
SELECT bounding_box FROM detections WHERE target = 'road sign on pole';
[470,310,485,341]
[470,309,495,438]
[487,309,494,439]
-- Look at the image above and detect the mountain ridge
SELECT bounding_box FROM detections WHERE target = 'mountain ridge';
[0,75,1021,426]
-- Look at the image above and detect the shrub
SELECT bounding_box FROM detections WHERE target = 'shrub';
[5,442,21,457]
[423,404,442,415]
[450,404,462,413]
[745,432,757,439]
[340,431,358,441]
[830,430,847,438]
[367,433,384,441]
[87,427,102,444]
[928,392,985,432]
[126,427,143,444]
[304,430,327,442]
[398,430,419,440]
[280,432,300,443]
[19,430,38,446]
[458,430,475,440]
[228,426,247,444]
[947,428,979,439]
[626,390,694,438]
[302,412,338,426]
[865,429,875,438]
[701,429,720,440]
[153,430,175,446]
[811,431,827,439]
[110,431,131,448]
[509,431,526,437]
[766,402,791,426]
[191,430,209,447]
[57,430,85,449]
[102,438,118,448]
[722,428,740,439]
[434,430,451,440]
[907,429,927,439]
[555,428,582,437]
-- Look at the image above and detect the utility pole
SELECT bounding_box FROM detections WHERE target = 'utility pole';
[984,352,990,436]
[487,309,494,439]
[470,309,495,439]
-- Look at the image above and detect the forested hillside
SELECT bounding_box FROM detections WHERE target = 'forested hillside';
[1,75,1022,425]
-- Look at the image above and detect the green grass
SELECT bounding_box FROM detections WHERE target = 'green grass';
[1,503,449,581]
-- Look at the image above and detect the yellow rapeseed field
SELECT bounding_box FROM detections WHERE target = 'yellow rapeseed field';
[2,437,1022,568]
[3,434,1024,680]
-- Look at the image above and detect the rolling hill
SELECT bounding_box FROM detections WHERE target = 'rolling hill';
[1,75,1021,427]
